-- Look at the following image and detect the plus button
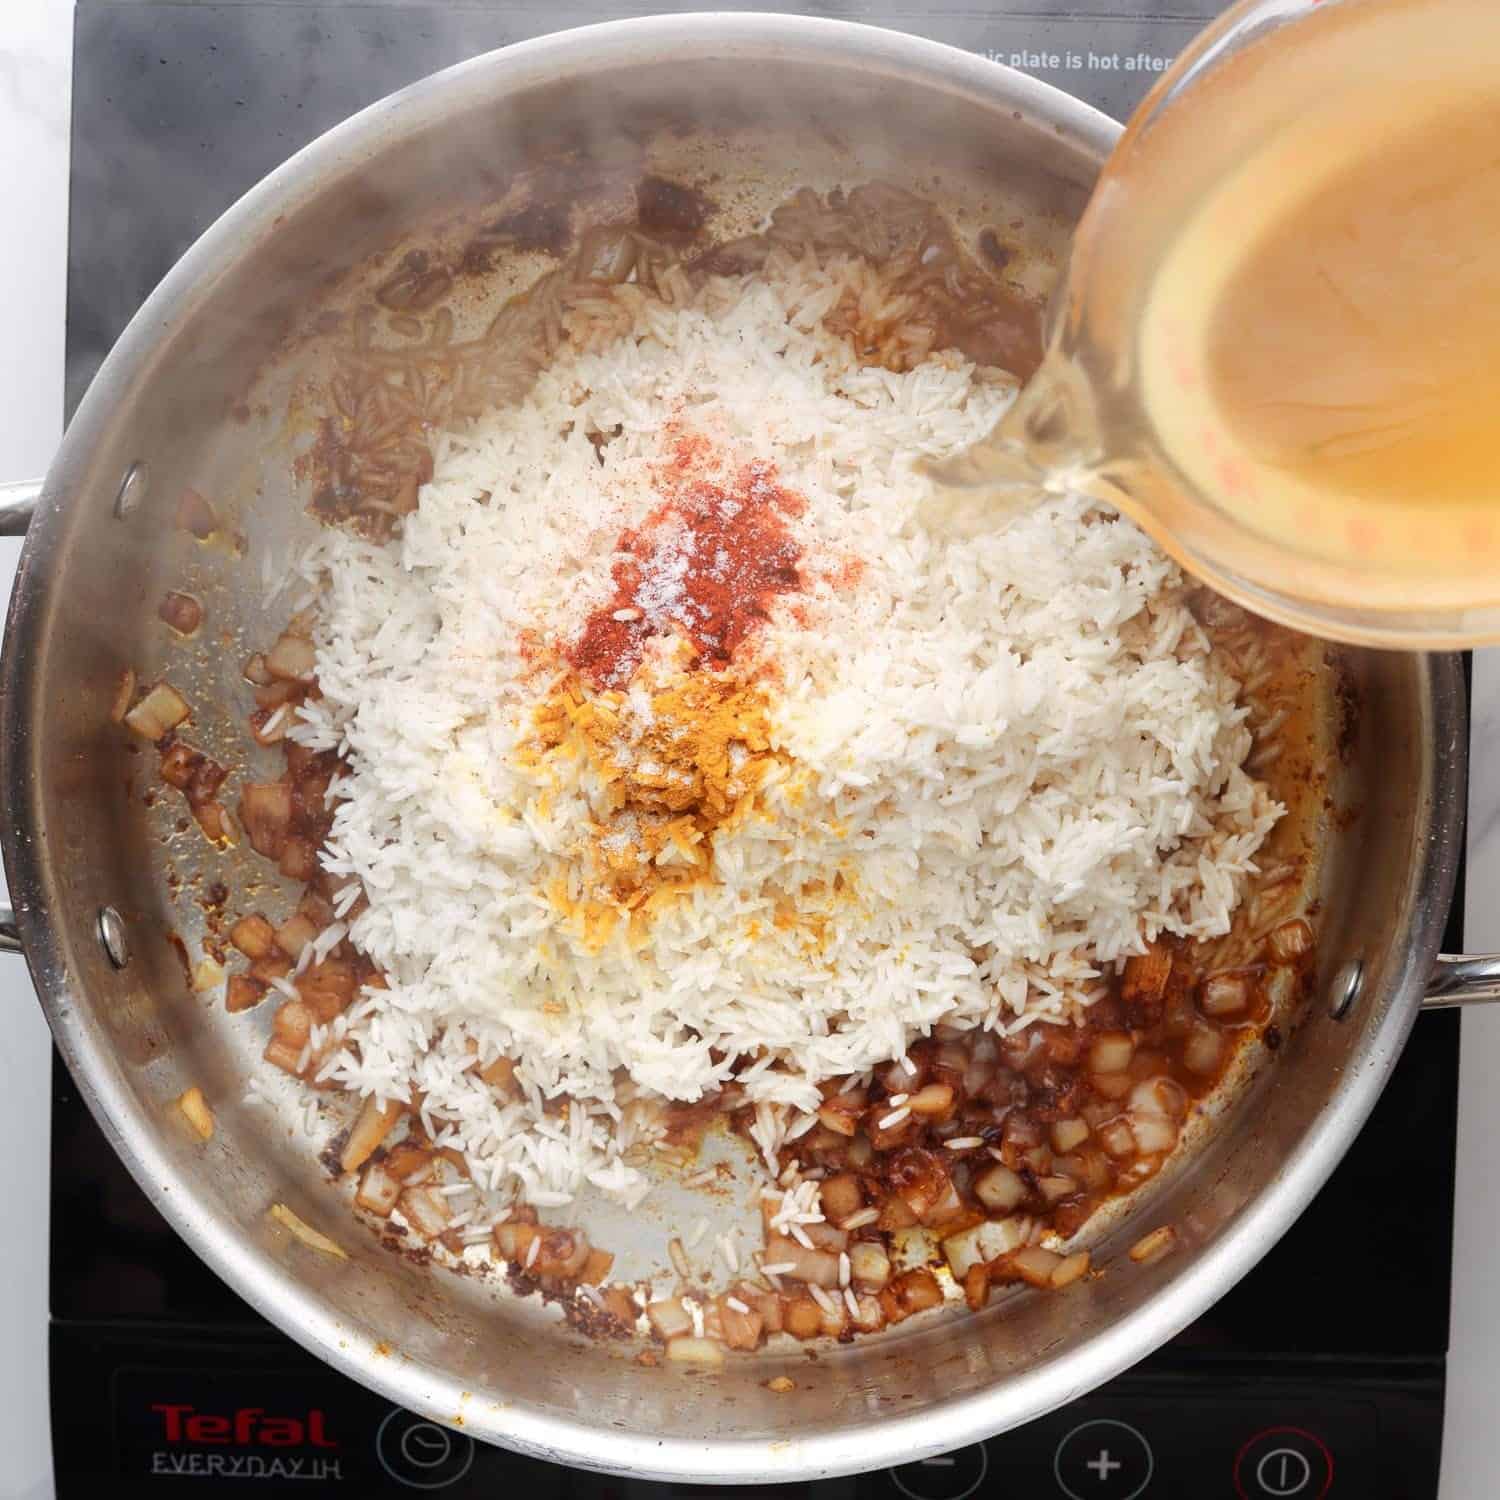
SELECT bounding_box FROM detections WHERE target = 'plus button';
[1054,1419,1155,1500]
[1087,1449,1124,1482]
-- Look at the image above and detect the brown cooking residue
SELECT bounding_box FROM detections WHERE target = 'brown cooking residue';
[525,665,792,947]
[567,444,804,690]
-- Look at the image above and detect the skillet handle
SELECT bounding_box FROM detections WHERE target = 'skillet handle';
[0,479,41,537]
[1423,954,1500,1009]
[0,479,40,952]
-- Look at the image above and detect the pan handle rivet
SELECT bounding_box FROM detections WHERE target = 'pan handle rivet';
[1328,960,1362,1020]
[113,461,148,519]
[97,906,130,969]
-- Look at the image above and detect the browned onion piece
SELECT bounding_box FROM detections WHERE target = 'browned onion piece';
[271,999,314,1048]
[1129,1225,1178,1264]
[225,974,266,1013]
[298,959,356,1022]
[887,1145,952,1220]
[1130,1077,1187,1120]
[383,1143,434,1183]
[848,1240,891,1290]
[339,1096,404,1175]
[878,1267,942,1324]
[263,1037,306,1076]
[963,1261,990,1312]
[249,953,291,986]
[158,741,200,790]
[254,680,298,710]
[124,682,190,742]
[1122,944,1172,1005]
[243,652,272,686]
[531,1228,591,1279]
[783,1296,822,1340]
[1098,1119,1137,1160]
[398,1184,450,1240]
[274,913,318,960]
[1051,1117,1090,1153]
[239,782,293,859]
[646,1297,694,1341]
[1129,1115,1178,1155]
[1200,973,1250,1017]
[1183,1026,1225,1076]
[763,1232,840,1288]
[279,837,318,882]
[265,632,317,683]
[797,1219,849,1253]
[819,1172,863,1225]
[355,1160,402,1217]
[1037,1174,1078,1204]
[1005,1246,1061,1288]
[974,1163,1026,1212]
[1268,918,1313,963]
[229,913,275,959]
[717,1294,764,1351]
[1051,1250,1091,1289]
[1089,1032,1135,1074]
[906,1082,955,1118]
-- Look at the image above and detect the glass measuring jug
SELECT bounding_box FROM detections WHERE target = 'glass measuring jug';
[928,0,1500,648]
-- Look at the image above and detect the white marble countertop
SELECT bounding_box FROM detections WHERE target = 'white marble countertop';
[2,3,1499,1496]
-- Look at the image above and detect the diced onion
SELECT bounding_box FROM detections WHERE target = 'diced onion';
[1089,1033,1135,1074]
[177,1086,214,1141]
[265,632,317,683]
[1129,1225,1178,1264]
[124,682,190,742]
[339,1096,403,1175]
[848,1241,891,1290]
[397,1185,450,1240]
[1268,918,1313,964]
[1007,1246,1061,1287]
[974,1163,1026,1212]
[1183,1027,1225,1076]
[1051,1250,1091,1289]
[1200,973,1250,1016]
[647,1298,694,1340]
[1130,1077,1187,1120]
[666,1336,725,1367]
[269,1202,347,1259]
[907,1083,955,1117]
[355,1160,401,1216]
[1037,1175,1077,1204]
[1129,1115,1178,1155]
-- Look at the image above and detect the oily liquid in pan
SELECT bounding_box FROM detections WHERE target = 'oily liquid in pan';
[935,0,1500,644]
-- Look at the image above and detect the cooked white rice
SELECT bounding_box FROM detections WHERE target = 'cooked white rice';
[288,249,1280,1209]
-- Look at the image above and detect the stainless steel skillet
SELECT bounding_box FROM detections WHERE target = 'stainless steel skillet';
[1,14,1495,1483]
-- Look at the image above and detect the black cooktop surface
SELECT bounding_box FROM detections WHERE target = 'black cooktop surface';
[55,4,1462,1497]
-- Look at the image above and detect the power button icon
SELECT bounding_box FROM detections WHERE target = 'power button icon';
[375,1407,476,1490]
[1233,1427,1333,1499]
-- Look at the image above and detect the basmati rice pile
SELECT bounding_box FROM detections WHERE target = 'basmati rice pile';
[288,248,1280,1210]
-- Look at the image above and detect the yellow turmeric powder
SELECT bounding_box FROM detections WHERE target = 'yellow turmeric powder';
[524,661,789,944]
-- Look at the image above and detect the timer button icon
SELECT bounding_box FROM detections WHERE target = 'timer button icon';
[375,1407,475,1490]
